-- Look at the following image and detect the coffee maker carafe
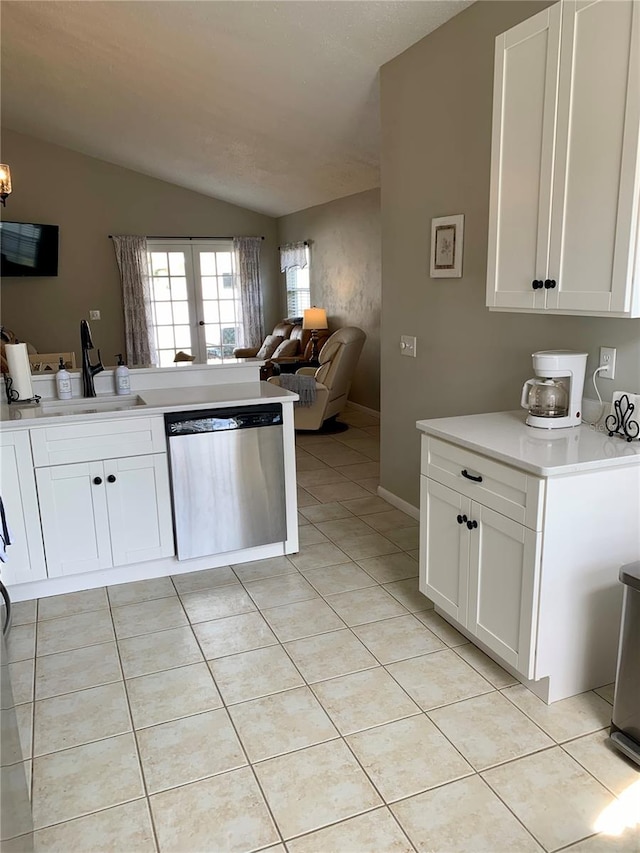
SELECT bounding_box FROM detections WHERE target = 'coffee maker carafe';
[521,350,588,429]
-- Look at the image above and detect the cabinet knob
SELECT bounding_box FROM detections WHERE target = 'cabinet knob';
[457,514,468,524]
[93,476,102,485]
[544,279,557,289]
[532,280,543,290]
[107,474,116,483]
[466,519,478,530]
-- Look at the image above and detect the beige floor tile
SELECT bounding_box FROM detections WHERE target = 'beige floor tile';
[107,576,176,607]
[261,598,345,642]
[387,649,493,710]
[286,808,413,853]
[454,642,519,688]
[297,486,321,507]
[594,683,616,705]
[180,584,256,624]
[429,691,553,771]
[333,427,373,443]
[503,684,613,743]
[414,610,469,647]
[33,681,131,756]
[337,532,401,560]
[336,437,380,460]
[297,525,330,546]
[194,611,278,659]
[324,586,408,626]
[0,764,33,841]
[357,553,418,584]
[312,667,420,735]
[385,526,420,550]
[118,626,203,678]
[334,462,381,483]
[209,645,304,704]
[566,829,640,852]
[356,477,380,494]
[7,624,35,663]
[38,587,108,621]
[339,409,379,428]
[305,447,372,469]
[353,615,445,664]
[338,495,389,515]
[33,798,156,853]
[12,703,33,763]
[302,562,377,596]
[406,548,419,561]
[150,766,279,853]
[137,707,246,793]
[383,578,432,612]
[362,509,418,533]
[299,502,355,523]
[298,510,311,525]
[10,599,37,626]
[296,468,350,487]
[35,641,121,700]
[127,662,222,728]
[347,715,473,802]
[171,565,238,594]
[315,516,378,541]
[288,542,351,571]
[254,739,382,839]
[284,629,378,683]
[563,730,640,796]
[232,555,297,583]
[7,659,34,706]
[244,573,319,608]
[36,610,114,656]
[229,685,339,762]
[305,481,372,502]
[392,775,543,853]
[295,452,330,472]
[111,597,188,640]
[32,732,144,829]
[483,746,614,851]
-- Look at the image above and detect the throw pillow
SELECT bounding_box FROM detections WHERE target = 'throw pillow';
[256,334,285,359]
[272,339,300,358]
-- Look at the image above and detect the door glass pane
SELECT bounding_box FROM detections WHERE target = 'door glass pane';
[217,252,232,274]
[153,279,171,301]
[157,327,175,349]
[170,277,187,300]
[168,252,186,276]
[154,302,173,325]
[158,350,176,367]
[200,253,217,275]
[203,301,220,324]
[219,302,236,323]
[172,302,190,324]
[201,276,217,300]
[150,252,169,276]
[174,325,191,349]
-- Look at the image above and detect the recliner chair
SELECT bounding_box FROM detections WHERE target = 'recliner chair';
[268,326,366,430]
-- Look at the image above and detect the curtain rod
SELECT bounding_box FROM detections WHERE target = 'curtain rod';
[108,235,265,240]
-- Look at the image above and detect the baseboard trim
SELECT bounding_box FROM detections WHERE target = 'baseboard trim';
[377,486,419,520]
[345,400,380,419]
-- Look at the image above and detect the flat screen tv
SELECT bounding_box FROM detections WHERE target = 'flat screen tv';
[0,221,59,277]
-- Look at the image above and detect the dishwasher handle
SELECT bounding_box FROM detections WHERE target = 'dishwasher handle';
[165,403,283,436]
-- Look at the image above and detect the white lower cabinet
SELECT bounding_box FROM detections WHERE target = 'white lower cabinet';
[36,453,174,577]
[420,476,540,679]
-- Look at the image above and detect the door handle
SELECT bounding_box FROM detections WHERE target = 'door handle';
[198,321,205,326]
[461,469,483,483]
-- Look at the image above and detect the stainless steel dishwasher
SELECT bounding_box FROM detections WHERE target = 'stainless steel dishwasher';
[165,404,287,560]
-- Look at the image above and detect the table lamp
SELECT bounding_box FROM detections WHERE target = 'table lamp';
[303,307,328,363]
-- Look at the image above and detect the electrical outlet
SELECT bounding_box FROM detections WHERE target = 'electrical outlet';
[89,310,101,321]
[400,335,417,357]
[599,346,616,380]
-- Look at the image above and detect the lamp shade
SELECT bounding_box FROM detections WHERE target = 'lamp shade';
[0,165,12,204]
[302,307,328,330]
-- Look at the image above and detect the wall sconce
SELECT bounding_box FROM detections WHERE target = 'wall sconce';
[302,306,328,363]
[0,165,12,206]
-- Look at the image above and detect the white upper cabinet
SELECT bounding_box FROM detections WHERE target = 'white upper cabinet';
[487,0,640,316]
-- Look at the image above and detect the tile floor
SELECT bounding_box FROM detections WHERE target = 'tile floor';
[5,407,640,852]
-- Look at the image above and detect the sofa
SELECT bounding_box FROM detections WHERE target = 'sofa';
[233,317,330,364]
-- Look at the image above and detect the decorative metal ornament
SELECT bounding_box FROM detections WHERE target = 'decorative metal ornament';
[606,394,640,442]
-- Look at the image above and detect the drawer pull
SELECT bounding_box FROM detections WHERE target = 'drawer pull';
[544,279,557,289]
[456,514,468,525]
[461,469,483,483]
[532,280,544,290]
[466,519,478,530]
[107,475,117,484]
[93,476,102,486]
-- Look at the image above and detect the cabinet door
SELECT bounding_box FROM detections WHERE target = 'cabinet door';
[0,432,46,585]
[36,462,112,576]
[419,477,469,625]
[467,502,541,679]
[548,0,640,313]
[105,454,174,567]
[486,4,562,310]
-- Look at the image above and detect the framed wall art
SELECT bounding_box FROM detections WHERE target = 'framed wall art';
[430,214,464,278]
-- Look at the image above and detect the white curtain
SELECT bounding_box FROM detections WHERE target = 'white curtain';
[233,237,264,348]
[280,241,308,272]
[112,235,157,367]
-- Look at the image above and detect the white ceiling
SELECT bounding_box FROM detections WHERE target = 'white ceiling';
[2,1,473,217]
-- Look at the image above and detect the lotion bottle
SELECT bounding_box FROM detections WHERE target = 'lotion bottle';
[114,354,131,396]
[56,357,72,400]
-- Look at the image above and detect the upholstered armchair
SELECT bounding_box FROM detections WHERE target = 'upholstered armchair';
[268,326,366,430]
[233,318,330,363]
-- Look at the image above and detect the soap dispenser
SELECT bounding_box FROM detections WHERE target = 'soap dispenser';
[56,357,72,400]
[114,354,131,396]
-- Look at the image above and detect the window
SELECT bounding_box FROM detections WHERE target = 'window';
[147,240,243,367]
[285,246,310,316]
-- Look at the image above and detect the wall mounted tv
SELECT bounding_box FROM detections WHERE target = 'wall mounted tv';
[0,221,59,277]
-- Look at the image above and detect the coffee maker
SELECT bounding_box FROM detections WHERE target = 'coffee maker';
[521,350,588,429]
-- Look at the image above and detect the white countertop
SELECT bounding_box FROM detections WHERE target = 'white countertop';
[1,382,298,429]
[417,410,640,476]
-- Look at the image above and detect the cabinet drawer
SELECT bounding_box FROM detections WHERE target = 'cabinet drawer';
[422,436,544,529]
[31,416,166,467]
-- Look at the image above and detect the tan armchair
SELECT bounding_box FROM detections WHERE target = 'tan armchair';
[268,326,366,430]
[233,318,330,363]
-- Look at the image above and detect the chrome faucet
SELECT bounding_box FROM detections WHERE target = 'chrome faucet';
[80,319,104,397]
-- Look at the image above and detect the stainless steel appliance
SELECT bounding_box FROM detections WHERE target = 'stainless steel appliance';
[521,350,588,429]
[165,405,287,560]
[610,561,640,767]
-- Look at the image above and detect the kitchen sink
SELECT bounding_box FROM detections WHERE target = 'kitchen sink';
[39,394,147,415]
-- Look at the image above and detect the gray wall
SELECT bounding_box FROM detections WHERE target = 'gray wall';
[1,129,280,364]
[277,189,381,411]
[380,0,640,508]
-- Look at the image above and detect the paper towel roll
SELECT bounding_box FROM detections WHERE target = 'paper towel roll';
[5,343,34,400]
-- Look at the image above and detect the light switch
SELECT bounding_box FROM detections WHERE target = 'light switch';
[89,310,101,320]
[400,335,416,357]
